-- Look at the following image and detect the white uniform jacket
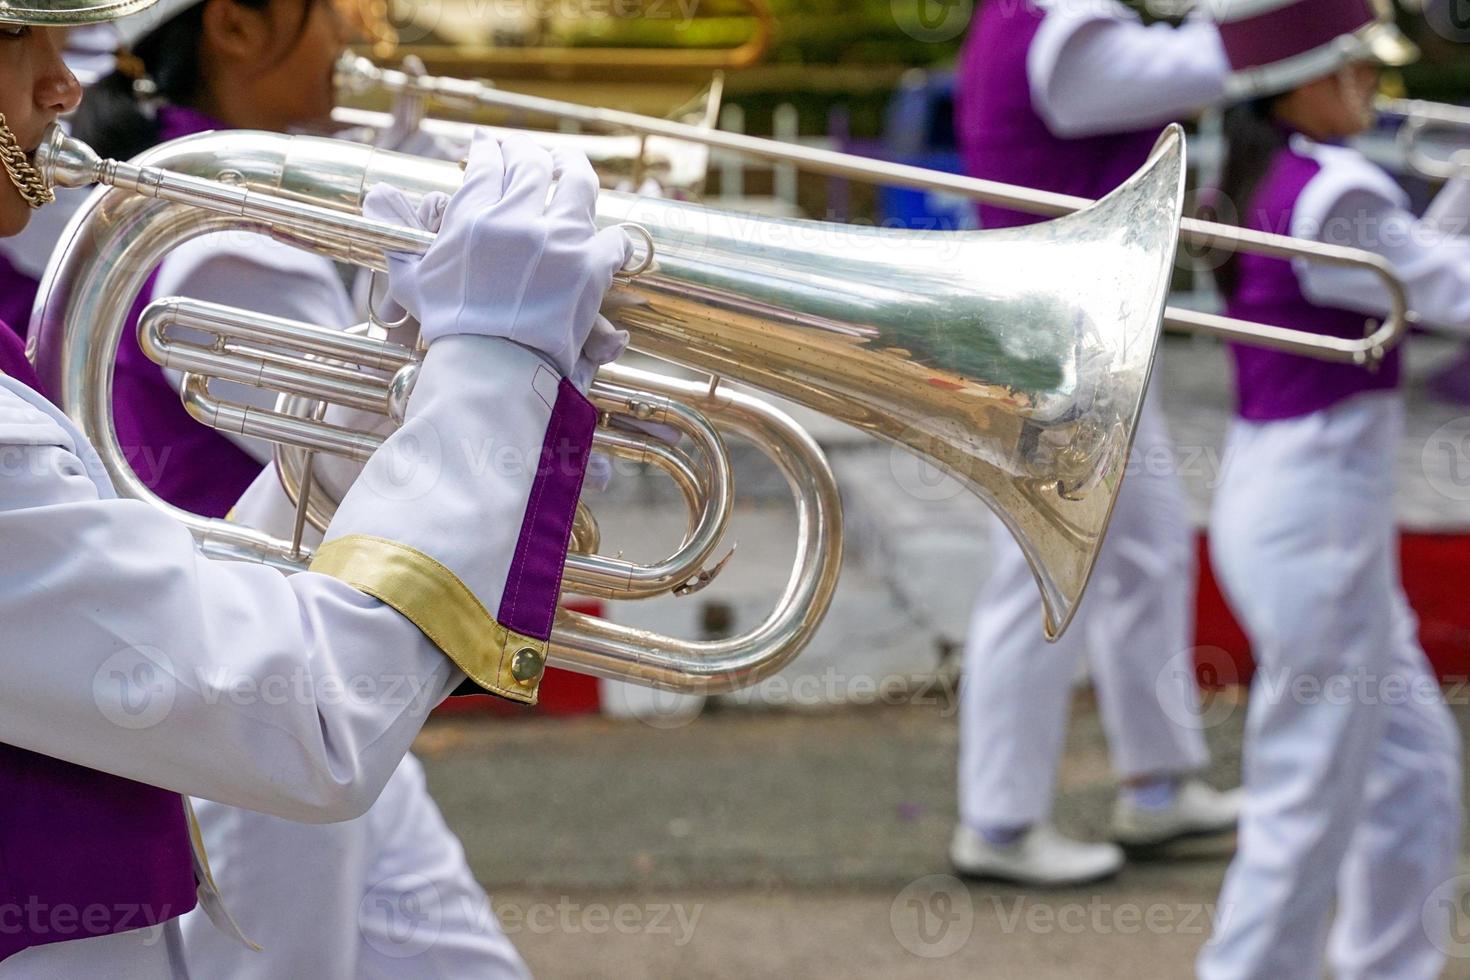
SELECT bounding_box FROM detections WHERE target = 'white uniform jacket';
[0,332,591,970]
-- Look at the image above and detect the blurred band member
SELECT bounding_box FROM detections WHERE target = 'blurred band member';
[1199,0,1466,975]
[950,0,1240,886]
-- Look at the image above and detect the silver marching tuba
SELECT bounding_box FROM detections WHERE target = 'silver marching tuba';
[29,123,1187,692]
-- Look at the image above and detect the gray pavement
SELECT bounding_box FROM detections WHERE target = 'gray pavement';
[417,695,1470,979]
[413,333,1470,977]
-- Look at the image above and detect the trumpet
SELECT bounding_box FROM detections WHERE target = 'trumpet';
[336,54,1412,367]
[30,124,1187,691]
[1377,95,1470,181]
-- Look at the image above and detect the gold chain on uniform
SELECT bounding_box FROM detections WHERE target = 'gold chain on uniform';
[0,113,55,209]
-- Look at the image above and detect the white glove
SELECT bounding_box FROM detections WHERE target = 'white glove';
[362,131,633,381]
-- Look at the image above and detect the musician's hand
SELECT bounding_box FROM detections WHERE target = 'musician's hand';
[363,131,633,381]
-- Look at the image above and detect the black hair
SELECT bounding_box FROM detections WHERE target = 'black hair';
[70,0,315,161]
[1211,97,1288,300]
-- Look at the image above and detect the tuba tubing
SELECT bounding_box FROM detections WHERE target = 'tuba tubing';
[31,123,1186,686]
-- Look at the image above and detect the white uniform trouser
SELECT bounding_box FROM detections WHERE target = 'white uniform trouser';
[958,392,1209,829]
[1198,393,1462,980]
[179,755,529,979]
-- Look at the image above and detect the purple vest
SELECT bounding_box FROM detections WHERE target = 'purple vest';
[111,106,263,518]
[0,323,198,965]
[1226,146,1401,420]
[0,252,38,340]
[954,0,1161,229]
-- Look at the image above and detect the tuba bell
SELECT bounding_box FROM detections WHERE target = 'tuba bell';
[29,123,1187,690]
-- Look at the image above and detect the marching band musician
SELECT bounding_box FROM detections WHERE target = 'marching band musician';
[24,0,534,974]
[1198,0,1465,975]
[949,0,1240,886]
[0,6,632,977]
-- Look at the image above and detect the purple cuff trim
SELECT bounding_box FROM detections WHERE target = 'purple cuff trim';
[1220,0,1375,72]
[497,378,598,641]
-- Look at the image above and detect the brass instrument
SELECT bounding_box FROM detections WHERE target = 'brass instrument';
[337,54,1413,366]
[31,124,1187,690]
[1377,96,1470,181]
[329,74,723,197]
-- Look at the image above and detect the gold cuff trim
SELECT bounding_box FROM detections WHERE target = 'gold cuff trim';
[309,534,547,705]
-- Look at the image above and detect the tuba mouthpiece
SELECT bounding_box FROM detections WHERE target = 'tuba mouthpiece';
[35,125,105,192]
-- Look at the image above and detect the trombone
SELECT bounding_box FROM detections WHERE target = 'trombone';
[1376,95,1470,181]
[337,54,1412,367]
[328,74,724,197]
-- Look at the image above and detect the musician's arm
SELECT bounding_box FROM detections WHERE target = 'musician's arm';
[0,335,590,823]
[1031,7,1229,138]
[1292,148,1470,332]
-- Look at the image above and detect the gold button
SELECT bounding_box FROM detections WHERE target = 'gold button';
[510,647,546,685]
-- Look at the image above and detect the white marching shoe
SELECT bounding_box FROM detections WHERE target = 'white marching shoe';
[1110,779,1242,848]
[950,823,1125,887]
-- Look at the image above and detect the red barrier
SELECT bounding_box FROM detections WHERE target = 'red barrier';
[431,600,606,716]
[1193,532,1470,687]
